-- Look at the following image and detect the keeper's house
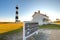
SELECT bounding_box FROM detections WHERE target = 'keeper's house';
[32,10,49,25]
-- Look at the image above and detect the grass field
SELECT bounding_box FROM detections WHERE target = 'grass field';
[0,22,23,34]
[39,24,60,29]
[0,21,60,34]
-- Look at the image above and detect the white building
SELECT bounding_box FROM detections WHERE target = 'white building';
[32,10,49,25]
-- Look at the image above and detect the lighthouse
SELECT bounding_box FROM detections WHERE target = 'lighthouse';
[15,5,19,22]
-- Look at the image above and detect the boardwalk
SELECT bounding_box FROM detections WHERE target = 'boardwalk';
[27,29,60,40]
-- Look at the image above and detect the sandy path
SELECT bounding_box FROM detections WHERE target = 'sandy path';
[39,29,60,40]
[49,29,60,40]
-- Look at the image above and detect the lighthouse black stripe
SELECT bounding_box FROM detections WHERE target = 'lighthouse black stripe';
[16,7,18,9]
[16,16,18,19]
[16,11,18,14]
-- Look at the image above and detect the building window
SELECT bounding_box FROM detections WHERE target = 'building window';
[43,18,49,22]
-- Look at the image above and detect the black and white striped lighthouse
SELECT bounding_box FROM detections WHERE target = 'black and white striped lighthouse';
[15,5,19,22]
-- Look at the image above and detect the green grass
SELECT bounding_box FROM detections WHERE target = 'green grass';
[39,24,60,29]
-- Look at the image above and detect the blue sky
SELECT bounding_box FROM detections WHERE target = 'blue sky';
[0,0,60,22]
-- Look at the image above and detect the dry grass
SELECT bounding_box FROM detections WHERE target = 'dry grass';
[54,22,60,25]
[0,22,23,34]
[54,20,60,23]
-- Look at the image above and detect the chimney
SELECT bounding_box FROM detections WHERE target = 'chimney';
[34,11,37,14]
[38,10,40,14]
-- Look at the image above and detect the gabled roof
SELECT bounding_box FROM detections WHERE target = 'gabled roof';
[32,10,49,18]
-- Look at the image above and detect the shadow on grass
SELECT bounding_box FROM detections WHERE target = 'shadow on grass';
[0,27,23,40]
